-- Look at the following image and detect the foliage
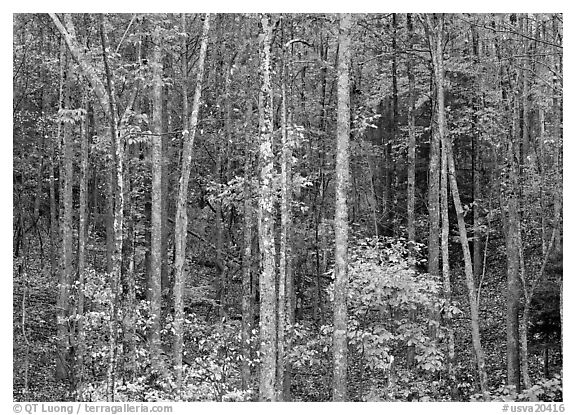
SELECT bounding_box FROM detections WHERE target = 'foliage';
[470,374,562,402]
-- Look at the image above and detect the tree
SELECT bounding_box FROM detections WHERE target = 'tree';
[241,101,254,391]
[55,43,73,382]
[406,13,417,244]
[333,13,351,402]
[149,21,164,373]
[276,25,293,399]
[173,13,211,394]
[257,13,277,402]
[423,13,488,393]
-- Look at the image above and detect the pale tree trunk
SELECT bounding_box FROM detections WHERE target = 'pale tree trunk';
[215,147,226,326]
[173,13,211,395]
[50,14,127,397]
[277,43,293,400]
[241,102,254,391]
[149,23,164,372]
[99,15,124,401]
[440,103,456,391]
[406,13,416,244]
[424,13,488,394]
[49,111,58,281]
[333,13,351,402]
[405,12,417,368]
[518,228,531,389]
[258,13,277,402]
[551,17,562,254]
[427,83,440,277]
[505,75,522,395]
[122,151,137,383]
[74,89,89,396]
[56,45,73,382]
[425,19,440,280]
[105,168,114,274]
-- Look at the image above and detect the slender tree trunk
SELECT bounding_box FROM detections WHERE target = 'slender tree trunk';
[518,229,531,389]
[173,13,210,395]
[277,47,293,400]
[258,13,277,402]
[406,13,416,244]
[99,15,124,401]
[333,13,351,402]
[425,13,488,393]
[472,24,483,282]
[427,80,440,277]
[390,13,399,235]
[149,23,164,372]
[49,114,58,281]
[503,57,522,393]
[56,45,73,383]
[215,147,226,325]
[122,151,137,384]
[405,13,418,367]
[440,107,456,392]
[551,17,562,254]
[241,102,254,391]
[161,58,171,307]
[74,90,89,396]
[105,168,114,274]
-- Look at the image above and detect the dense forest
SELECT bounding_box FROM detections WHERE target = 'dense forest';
[13,13,563,402]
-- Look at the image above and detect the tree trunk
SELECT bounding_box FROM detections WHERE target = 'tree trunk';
[241,102,254,391]
[73,89,89,395]
[406,13,416,244]
[277,45,293,400]
[503,58,522,393]
[424,13,488,394]
[99,15,124,401]
[56,44,73,382]
[49,112,58,281]
[333,13,351,402]
[390,13,399,235]
[472,24,483,282]
[173,13,210,395]
[440,99,456,392]
[149,23,164,372]
[405,13,418,368]
[427,80,440,277]
[258,13,277,402]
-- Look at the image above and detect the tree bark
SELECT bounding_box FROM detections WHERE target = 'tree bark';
[258,13,277,402]
[406,13,416,244]
[424,13,488,394]
[173,13,211,395]
[73,89,89,395]
[56,44,73,382]
[149,22,164,372]
[277,43,293,400]
[241,102,254,391]
[440,99,456,392]
[503,50,522,393]
[99,15,124,401]
[427,78,440,277]
[333,13,351,402]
